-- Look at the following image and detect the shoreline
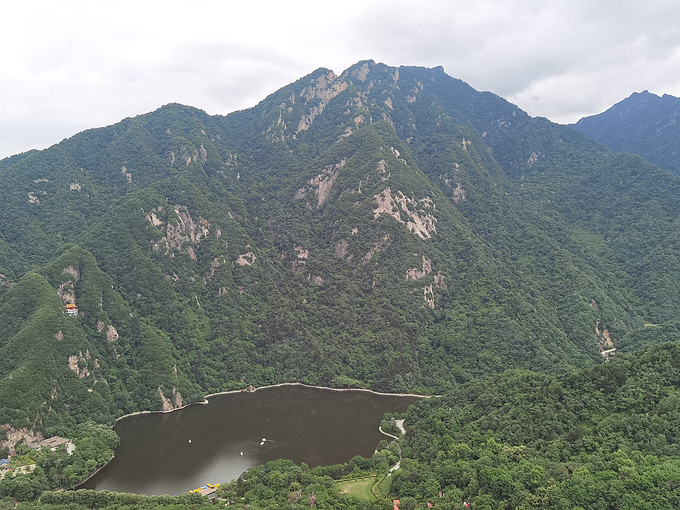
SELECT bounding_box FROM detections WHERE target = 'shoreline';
[75,452,115,489]
[115,382,432,423]
[83,384,424,492]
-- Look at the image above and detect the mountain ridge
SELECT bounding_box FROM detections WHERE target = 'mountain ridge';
[572,89,680,175]
[1,61,679,435]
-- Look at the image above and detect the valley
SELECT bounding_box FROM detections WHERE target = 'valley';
[1,60,680,508]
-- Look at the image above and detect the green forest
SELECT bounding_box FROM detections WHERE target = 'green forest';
[4,340,679,508]
[1,60,680,506]
[572,90,680,176]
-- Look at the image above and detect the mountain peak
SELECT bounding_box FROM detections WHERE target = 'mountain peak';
[572,89,680,174]
[2,61,679,435]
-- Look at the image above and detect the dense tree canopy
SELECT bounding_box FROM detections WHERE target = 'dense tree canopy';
[1,61,680,505]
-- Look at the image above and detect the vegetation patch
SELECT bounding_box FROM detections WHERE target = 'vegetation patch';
[337,477,376,500]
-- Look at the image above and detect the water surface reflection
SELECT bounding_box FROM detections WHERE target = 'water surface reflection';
[81,385,421,495]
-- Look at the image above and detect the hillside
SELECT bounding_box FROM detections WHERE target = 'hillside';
[27,340,680,509]
[1,61,680,435]
[571,90,680,175]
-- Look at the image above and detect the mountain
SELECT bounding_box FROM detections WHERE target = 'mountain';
[572,90,680,175]
[2,60,680,436]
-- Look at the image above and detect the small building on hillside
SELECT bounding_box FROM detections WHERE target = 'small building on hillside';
[29,437,75,454]
[41,437,69,450]
[0,458,9,469]
[65,303,78,316]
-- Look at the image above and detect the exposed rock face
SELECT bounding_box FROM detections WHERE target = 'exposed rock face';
[69,182,82,191]
[57,282,76,305]
[149,205,211,258]
[0,426,44,455]
[290,246,309,272]
[373,187,437,239]
[423,284,435,309]
[406,255,433,280]
[296,72,349,134]
[441,162,466,203]
[335,239,350,259]
[595,319,616,358]
[390,147,407,165]
[158,387,184,411]
[56,266,81,306]
[54,330,64,341]
[63,266,81,281]
[294,246,309,259]
[106,325,119,343]
[310,160,346,207]
[433,271,447,289]
[405,256,444,307]
[180,146,198,166]
[453,182,467,203]
[225,152,238,166]
[121,166,132,184]
[204,256,227,283]
[147,209,163,227]
[233,252,256,266]
[68,351,91,378]
[291,260,306,273]
[351,62,371,82]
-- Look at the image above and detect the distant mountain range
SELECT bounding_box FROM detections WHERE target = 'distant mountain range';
[572,90,680,175]
[2,60,680,435]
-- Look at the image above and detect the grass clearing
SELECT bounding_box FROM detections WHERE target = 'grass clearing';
[375,474,393,498]
[337,477,376,500]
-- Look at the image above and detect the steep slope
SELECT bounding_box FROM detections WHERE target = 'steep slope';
[0,244,199,433]
[572,90,680,175]
[1,61,679,431]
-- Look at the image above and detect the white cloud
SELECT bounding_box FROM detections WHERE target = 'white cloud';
[1,0,679,158]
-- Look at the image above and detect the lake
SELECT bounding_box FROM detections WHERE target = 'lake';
[80,384,422,495]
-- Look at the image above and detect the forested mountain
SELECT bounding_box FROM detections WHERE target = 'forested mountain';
[571,90,680,175]
[2,60,680,436]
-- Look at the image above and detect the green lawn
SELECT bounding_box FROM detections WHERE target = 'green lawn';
[337,478,376,500]
[374,474,393,498]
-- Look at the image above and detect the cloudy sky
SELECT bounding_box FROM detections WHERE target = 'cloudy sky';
[1,0,679,159]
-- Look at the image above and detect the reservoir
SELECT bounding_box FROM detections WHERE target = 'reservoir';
[80,384,421,495]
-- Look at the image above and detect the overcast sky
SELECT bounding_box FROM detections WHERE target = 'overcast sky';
[1,0,679,160]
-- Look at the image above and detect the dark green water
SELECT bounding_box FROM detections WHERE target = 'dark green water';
[80,385,421,495]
